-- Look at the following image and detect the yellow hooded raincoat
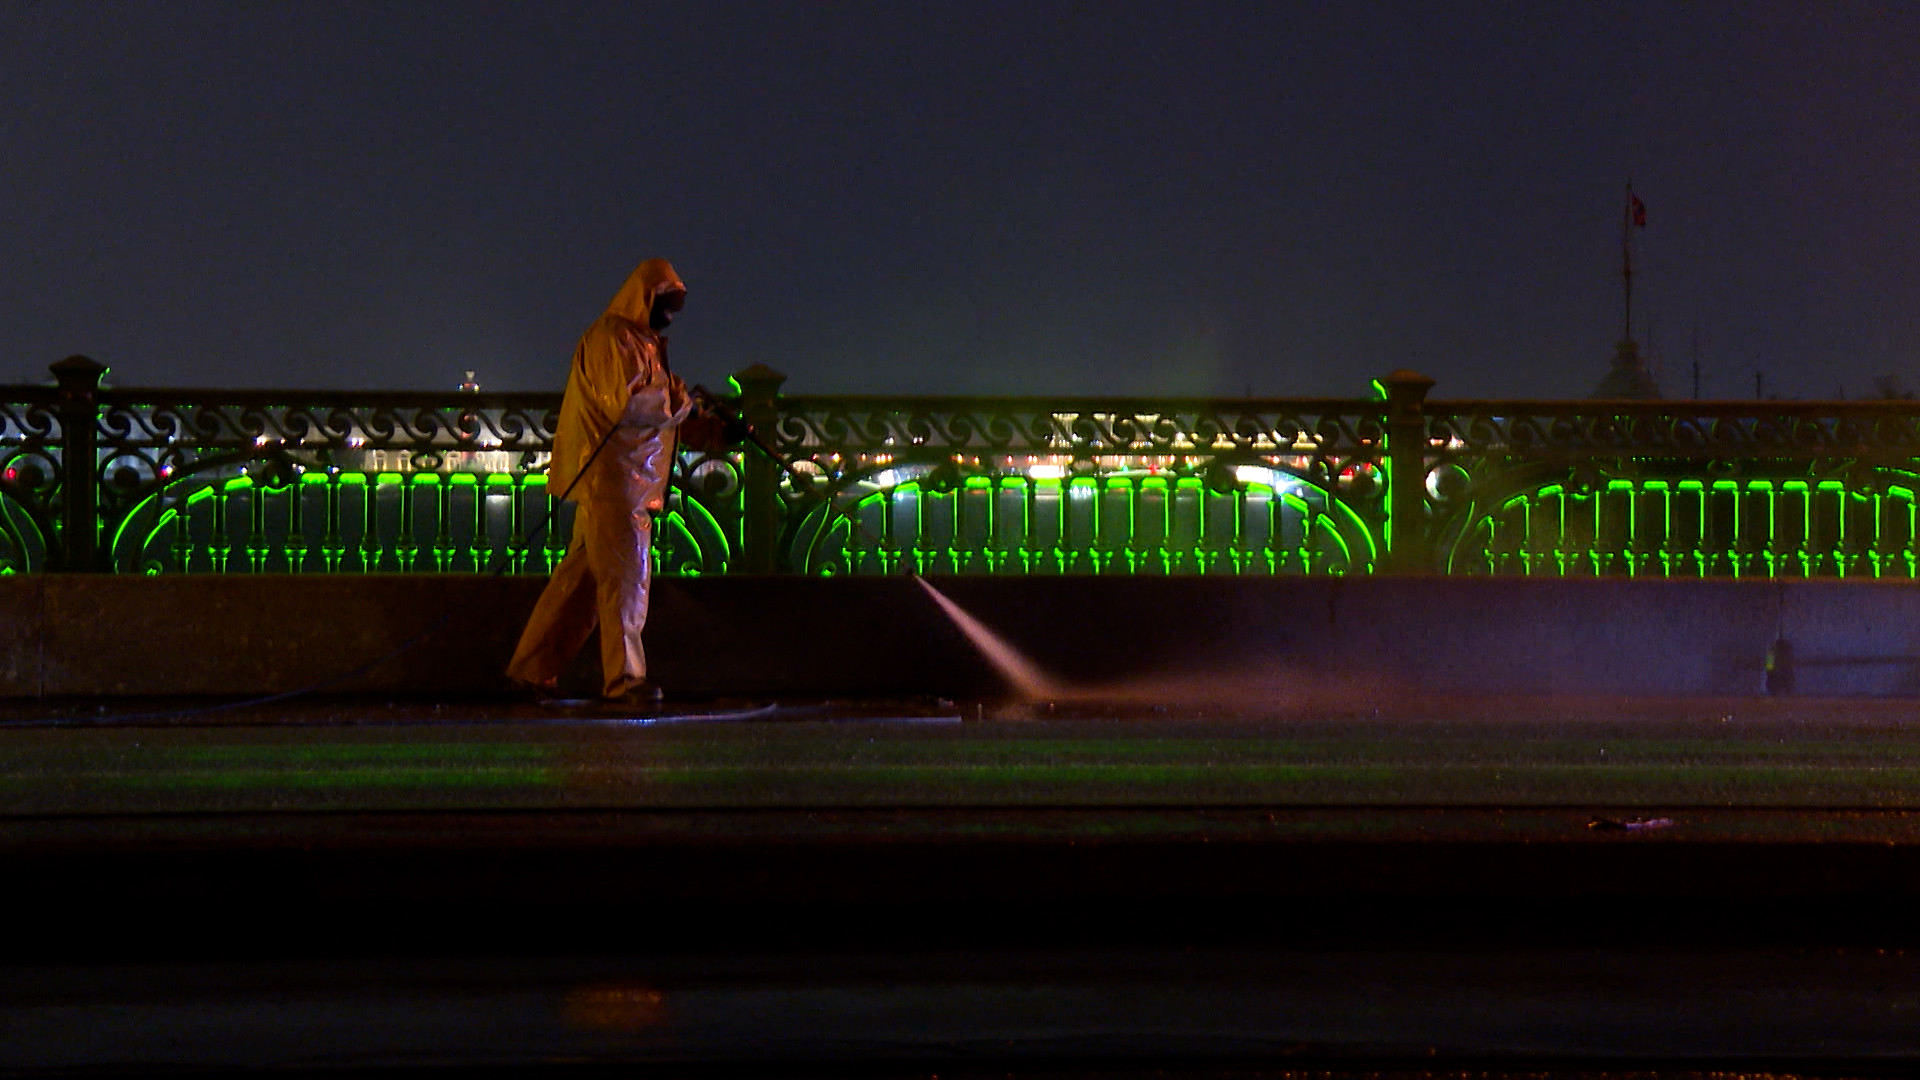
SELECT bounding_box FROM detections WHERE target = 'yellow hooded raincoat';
[507,259,692,697]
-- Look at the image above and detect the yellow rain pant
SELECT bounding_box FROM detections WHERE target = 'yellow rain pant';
[506,500,653,698]
[507,258,687,699]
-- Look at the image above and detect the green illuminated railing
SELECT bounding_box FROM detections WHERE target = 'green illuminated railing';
[1423,400,1920,577]
[745,363,1393,576]
[8,357,1920,577]
[0,358,740,576]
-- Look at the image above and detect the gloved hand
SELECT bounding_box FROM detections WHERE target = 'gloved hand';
[680,385,752,452]
[623,373,695,430]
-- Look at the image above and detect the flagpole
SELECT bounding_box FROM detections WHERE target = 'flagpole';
[1622,180,1635,343]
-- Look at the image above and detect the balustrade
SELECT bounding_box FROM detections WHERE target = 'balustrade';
[9,356,1920,577]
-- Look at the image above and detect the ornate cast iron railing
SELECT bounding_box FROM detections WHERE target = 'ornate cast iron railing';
[1424,399,1920,577]
[8,356,1920,577]
[0,380,60,574]
[0,358,741,576]
[754,390,1386,576]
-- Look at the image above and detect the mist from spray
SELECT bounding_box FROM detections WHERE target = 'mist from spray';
[914,577,1409,718]
[914,577,1063,700]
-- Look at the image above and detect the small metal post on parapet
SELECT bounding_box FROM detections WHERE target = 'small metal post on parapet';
[1383,369,1436,575]
[50,355,106,572]
[732,363,787,574]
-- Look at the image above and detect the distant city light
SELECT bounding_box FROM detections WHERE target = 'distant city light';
[1234,465,1299,491]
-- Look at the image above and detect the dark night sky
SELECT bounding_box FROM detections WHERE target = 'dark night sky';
[4,2,1917,400]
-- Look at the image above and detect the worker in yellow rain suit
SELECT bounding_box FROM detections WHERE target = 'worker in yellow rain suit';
[507,258,693,703]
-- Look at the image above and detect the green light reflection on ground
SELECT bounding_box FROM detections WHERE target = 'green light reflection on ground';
[13,724,1920,808]
[108,767,555,790]
[174,743,552,764]
[86,742,561,792]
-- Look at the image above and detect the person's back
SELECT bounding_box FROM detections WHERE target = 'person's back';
[507,259,691,704]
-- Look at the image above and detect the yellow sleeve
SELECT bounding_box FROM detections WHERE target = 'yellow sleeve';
[621,337,690,427]
[575,320,636,428]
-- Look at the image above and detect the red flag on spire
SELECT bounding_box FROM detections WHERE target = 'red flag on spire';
[1630,192,1647,228]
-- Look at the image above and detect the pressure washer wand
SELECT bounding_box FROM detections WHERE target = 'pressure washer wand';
[688,386,910,573]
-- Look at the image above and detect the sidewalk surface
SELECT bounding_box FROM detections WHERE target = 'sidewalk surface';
[9,691,1920,817]
[9,691,1920,1075]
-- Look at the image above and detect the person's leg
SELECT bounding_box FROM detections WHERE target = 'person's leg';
[505,507,600,688]
[583,499,653,698]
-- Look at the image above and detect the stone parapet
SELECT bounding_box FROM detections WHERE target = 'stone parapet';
[7,574,1920,699]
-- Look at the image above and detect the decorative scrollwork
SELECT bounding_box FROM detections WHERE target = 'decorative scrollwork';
[19,374,1920,578]
[0,395,62,572]
[762,396,1391,574]
[1425,399,1920,576]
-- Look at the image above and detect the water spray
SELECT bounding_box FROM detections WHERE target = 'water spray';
[911,577,1061,699]
[691,386,1060,699]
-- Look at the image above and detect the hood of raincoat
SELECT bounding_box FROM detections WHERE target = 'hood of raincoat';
[606,258,687,329]
[547,258,690,506]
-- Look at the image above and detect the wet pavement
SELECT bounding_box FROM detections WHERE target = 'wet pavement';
[13,692,1920,814]
[8,692,1920,1075]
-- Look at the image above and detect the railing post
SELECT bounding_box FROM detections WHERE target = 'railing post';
[731,363,787,574]
[50,355,106,572]
[1383,368,1436,574]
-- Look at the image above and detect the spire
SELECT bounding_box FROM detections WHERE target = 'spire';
[1590,338,1661,399]
[1592,183,1658,398]
[1621,181,1647,343]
